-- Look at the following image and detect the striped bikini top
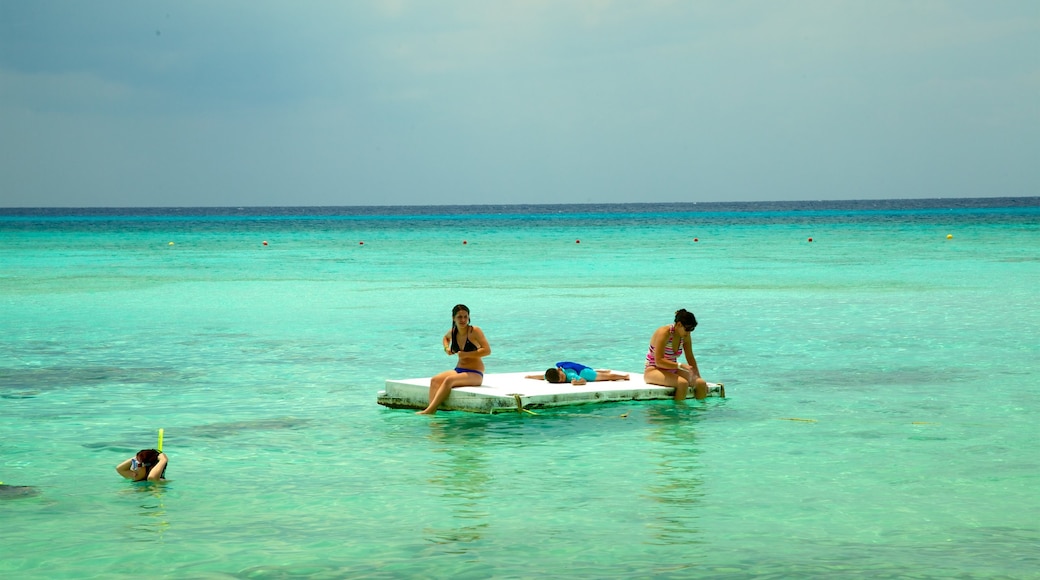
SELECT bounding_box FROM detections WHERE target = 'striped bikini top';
[646,325,683,367]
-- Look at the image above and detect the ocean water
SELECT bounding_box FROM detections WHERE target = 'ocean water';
[0,198,1037,579]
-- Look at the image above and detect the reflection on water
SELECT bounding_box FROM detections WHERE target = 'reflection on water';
[421,419,492,551]
[642,404,706,546]
[119,482,170,540]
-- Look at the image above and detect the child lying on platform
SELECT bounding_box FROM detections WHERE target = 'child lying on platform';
[526,362,630,385]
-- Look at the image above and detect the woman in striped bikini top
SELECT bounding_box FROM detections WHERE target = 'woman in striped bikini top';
[643,308,709,401]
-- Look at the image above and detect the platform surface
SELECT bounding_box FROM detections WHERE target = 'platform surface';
[377,371,723,414]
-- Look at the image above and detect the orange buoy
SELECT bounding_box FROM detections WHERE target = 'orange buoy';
[808,237,813,242]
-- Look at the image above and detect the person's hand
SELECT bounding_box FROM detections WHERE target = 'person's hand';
[573,378,587,385]
[677,365,693,381]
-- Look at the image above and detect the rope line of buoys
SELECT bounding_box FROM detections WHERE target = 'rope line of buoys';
[258,237,911,248]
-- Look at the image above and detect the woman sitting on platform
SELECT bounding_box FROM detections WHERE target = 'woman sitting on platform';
[418,304,491,415]
[644,308,712,401]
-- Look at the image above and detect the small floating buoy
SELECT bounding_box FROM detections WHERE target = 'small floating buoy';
[262,241,268,246]
[946,234,953,239]
[462,240,467,245]
[807,237,813,243]
[359,241,364,245]
[575,239,580,244]
[693,238,699,242]
[168,241,174,246]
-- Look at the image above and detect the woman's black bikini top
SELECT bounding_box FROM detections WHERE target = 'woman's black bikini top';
[451,327,479,353]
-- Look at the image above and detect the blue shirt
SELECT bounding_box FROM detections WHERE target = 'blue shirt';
[556,361,596,382]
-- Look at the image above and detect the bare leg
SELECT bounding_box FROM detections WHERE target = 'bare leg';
[677,365,709,400]
[418,371,483,415]
[427,371,451,407]
[673,379,691,401]
[691,377,708,400]
[644,368,691,402]
[595,370,630,381]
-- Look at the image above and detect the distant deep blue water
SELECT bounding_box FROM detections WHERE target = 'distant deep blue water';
[1,197,1038,579]
[3,197,1038,222]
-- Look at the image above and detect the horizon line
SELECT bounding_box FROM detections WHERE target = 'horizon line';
[3,195,1037,211]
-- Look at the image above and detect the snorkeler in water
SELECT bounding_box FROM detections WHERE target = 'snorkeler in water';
[115,449,168,482]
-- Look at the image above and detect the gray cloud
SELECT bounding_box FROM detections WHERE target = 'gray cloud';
[1,1,1037,207]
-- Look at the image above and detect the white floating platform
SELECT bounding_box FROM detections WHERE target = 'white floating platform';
[377,371,724,414]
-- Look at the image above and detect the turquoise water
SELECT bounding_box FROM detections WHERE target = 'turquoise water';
[1,200,1037,579]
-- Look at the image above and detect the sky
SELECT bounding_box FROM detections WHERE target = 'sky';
[1,1,1038,207]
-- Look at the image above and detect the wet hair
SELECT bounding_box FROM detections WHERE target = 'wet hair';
[674,308,698,331]
[544,368,564,383]
[136,449,160,467]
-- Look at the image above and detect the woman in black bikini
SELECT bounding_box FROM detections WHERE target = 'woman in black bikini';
[418,304,491,415]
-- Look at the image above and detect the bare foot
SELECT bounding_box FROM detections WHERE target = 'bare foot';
[416,409,436,415]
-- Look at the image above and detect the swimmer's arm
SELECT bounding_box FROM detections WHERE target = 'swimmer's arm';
[115,458,136,479]
[443,330,454,355]
[468,326,491,357]
[147,453,168,482]
[684,348,702,378]
[651,328,678,370]
[525,374,545,380]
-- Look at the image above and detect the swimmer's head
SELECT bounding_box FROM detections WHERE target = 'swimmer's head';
[452,304,470,327]
[544,367,565,383]
[135,449,160,468]
[674,309,697,333]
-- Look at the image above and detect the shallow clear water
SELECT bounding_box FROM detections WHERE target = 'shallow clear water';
[1,200,1038,579]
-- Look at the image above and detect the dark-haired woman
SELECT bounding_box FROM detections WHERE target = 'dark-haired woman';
[116,449,168,482]
[418,304,491,415]
[644,308,710,400]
